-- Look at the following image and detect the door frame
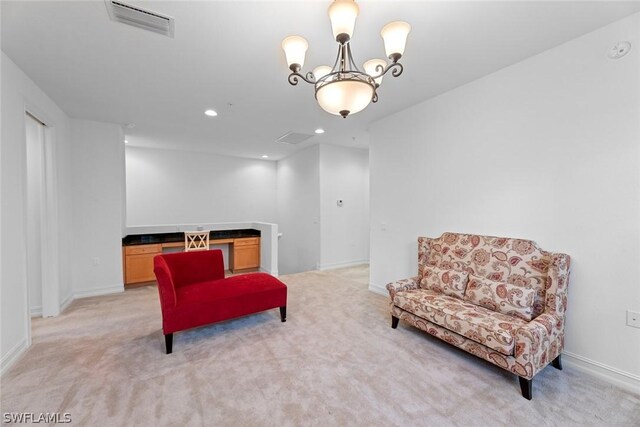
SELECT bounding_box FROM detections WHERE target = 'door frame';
[24,105,60,321]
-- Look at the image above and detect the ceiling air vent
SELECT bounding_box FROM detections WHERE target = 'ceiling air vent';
[275,132,314,145]
[105,0,175,38]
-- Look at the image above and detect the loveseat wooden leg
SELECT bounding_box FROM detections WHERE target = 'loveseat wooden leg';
[552,354,563,370]
[165,333,173,354]
[279,306,287,322]
[391,316,399,329]
[519,377,532,400]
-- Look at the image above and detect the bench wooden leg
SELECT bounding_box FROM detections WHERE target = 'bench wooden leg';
[165,333,173,355]
[519,377,532,400]
[552,354,563,370]
[391,316,399,329]
[279,306,287,322]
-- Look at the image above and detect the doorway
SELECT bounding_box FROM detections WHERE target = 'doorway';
[25,111,60,319]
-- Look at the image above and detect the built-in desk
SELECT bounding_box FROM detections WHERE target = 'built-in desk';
[122,229,261,286]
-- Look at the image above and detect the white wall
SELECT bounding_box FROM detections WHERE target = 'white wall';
[369,14,640,386]
[276,144,370,275]
[1,52,73,372]
[319,144,369,269]
[277,145,321,275]
[125,147,277,226]
[70,119,125,297]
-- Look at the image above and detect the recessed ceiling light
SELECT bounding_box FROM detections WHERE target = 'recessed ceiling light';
[261,155,269,159]
[315,128,325,134]
[124,140,129,144]
[204,109,218,117]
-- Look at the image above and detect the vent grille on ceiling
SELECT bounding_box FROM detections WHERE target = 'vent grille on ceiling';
[275,132,314,145]
[105,0,175,38]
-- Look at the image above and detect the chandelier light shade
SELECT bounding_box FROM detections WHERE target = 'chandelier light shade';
[313,65,333,80]
[281,36,309,71]
[282,0,411,118]
[317,79,374,117]
[381,21,411,61]
[328,0,360,42]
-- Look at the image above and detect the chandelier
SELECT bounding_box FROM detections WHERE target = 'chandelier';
[281,0,411,118]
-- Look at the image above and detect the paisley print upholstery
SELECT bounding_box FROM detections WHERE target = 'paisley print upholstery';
[390,232,570,380]
[464,274,535,321]
[420,266,469,299]
[393,289,525,355]
[386,276,420,301]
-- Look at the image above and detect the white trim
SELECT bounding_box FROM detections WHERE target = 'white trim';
[318,260,369,271]
[0,339,29,376]
[73,284,124,299]
[59,293,74,313]
[30,306,42,317]
[368,282,388,296]
[40,124,61,317]
[563,351,640,395]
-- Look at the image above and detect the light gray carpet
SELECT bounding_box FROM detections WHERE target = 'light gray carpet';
[1,265,638,426]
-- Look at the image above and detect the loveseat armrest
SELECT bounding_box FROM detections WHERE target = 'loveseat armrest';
[154,256,177,309]
[514,313,563,379]
[386,276,420,301]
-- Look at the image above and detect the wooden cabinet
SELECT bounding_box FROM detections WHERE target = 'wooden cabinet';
[124,244,162,285]
[122,237,261,286]
[230,238,260,272]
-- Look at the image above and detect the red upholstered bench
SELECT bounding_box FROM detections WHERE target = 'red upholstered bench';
[153,250,287,353]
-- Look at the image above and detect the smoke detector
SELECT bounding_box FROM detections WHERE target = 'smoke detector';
[607,41,631,60]
[105,1,175,38]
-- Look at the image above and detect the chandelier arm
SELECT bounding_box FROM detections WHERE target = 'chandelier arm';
[345,43,363,73]
[390,62,404,77]
[372,91,379,103]
[288,71,316,86]
[330,45,342,73]
[369,62,404,81]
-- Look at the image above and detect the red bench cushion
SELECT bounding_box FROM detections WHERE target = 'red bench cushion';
[163,273,287,334]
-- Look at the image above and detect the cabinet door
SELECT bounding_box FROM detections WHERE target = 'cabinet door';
[125,253,158,284]
[232,245,260,271]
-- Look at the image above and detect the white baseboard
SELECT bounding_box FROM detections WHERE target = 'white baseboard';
[73,284,124,299]
[1,338,29,376]
[563,351,640,395]
[60,293,74,313]
[365,285,639,395]
[368,282,388,296]
[318,259,369,271]
[30,293,74,318]
[30,306,42,318]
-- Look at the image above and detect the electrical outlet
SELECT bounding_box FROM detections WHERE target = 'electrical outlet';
[627,310,640,329]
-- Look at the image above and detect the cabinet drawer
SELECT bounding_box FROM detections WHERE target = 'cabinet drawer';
[124,244,162,255]
[234,237,260,246]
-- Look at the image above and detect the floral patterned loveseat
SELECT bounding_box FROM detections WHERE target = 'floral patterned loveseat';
[386,232,570,400]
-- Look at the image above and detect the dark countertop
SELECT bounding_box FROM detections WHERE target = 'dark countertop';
[122,229,261,246]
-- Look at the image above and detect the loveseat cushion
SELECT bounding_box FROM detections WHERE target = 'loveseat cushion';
[393,289,526,355]
[420,266,469,299]
[464,274,535,321]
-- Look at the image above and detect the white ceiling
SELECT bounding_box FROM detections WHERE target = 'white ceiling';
[3,1,640,160]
